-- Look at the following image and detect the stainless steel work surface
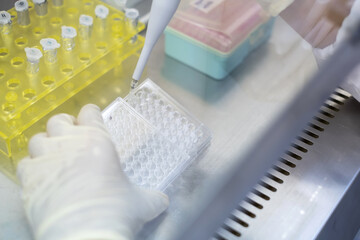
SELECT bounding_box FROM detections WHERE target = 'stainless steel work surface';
[214,94,360,240]
[0,16,333,239]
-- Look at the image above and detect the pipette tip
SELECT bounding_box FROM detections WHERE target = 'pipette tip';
[131,78,139,90]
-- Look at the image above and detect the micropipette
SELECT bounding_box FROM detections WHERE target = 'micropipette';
[131,0,181,89]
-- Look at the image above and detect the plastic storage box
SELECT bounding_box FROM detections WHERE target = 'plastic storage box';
[103,79,211,190]
[164,0,275,79]
[0,0,144,178]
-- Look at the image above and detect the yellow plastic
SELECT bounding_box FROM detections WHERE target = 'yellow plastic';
[0,0,145,178]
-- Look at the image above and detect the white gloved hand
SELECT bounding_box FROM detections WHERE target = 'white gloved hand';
[17,104,169,240]
[313,0,360,101]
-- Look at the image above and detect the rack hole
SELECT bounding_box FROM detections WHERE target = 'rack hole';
[0,69,5,78]
[11,57,24,67]
[7,78,20,89]
[309,123,324,132]
[273,166,290,176]
[50,17,62,25]
[0,48,9,57]
[252,189,270,201]
[83,0,93,6]
[61,64,74,74]
[314,116,329,125]
[297,136,313,145]
[280,158,296,168]
[79,53,91,63]
[23,89,36,100]
[42,76,55,86]
[291,144,308,153]
[96,42,107,51]
[259,181,277,192]
[222,225,241,237]
[2,103,15,114]
[245,197,263,209]
[33,27,45,35]
[286,151,302,160]
[230,215,249,227]
[111,13,122,21]
[304,130,319,139]
[15,37,28,46]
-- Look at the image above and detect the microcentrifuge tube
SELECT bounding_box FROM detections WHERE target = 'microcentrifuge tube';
[95,5,109,31]
[52,0,63,7]
[125,8,139,42]
[15,0,30,26]
[61,26,77,51]
[0,11,12,36]
[79,15,93,40]
[40,38,60,63]
[33,0,48,16]
[25,47,43,74]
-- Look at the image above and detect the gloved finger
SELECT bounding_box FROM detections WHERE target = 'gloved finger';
[28,133,48,158]
[137,188,169,222]
[77,104,107,131]
[47,113,77,137]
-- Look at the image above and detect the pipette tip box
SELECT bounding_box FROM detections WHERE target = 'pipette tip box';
[164,0,275,80]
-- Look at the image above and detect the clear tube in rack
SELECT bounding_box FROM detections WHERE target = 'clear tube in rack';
[125,8,139,42]
[52,0,63,7]
[61,26,77,51]
[0,11,12,36]
[40,38,60,63]
[25,47,43,74]
[15,0,30,26]
[95,5,109,31]
[33,0,48,16]
[79,15,93,40]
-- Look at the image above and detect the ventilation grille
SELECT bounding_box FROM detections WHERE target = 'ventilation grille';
[213,89,351,239]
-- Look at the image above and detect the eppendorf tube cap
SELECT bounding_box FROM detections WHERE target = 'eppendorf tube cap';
[79,14,94,26]
[0,11,11,25]
[61,26,77,38]
[25,47,43,62]
[95,5,109,19]
[125,8,139,26]
[40,38,60,50]
[15,0,29,12]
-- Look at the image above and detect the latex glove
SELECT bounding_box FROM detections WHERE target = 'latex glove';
[280,0,353,48]
[17,104,169,240]
[312,0,360,101]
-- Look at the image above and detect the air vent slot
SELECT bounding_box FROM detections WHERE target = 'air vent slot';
[214,89,349,239]
[280,158,296,168]
[266,173,284,184]
[259,181,277,192]
[297,136,313,146]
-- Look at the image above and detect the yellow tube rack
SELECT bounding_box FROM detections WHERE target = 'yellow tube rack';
[0,0,145,179]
